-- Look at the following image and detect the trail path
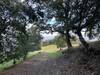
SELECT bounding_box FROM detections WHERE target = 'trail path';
[0,52,65,75]
[0,51,96,75]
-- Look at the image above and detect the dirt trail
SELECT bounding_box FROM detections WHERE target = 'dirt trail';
[0,52,63,75]
[0,51,98,75]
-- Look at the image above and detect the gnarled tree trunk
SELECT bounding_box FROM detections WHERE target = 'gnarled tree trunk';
[65,31,72,48]
[13,59,16,65]
[77,31,89,48]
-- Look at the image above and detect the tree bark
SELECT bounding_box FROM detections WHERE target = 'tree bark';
[77,31,89,48]
[60,47,62,51]
[13,59,16,65]
[65,31,72,48]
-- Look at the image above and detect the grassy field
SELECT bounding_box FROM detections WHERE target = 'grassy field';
[0,45,62,71]
[41,45,62,58]
[41,45,58,52]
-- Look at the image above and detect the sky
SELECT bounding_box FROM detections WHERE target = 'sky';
[20,0,25,2]
[40,32,58,42]
[47,17,56,25]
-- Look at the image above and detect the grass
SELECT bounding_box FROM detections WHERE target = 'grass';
[41,45,58,53]
[0,60,13,71]
[0,45,62,71]
[27,51,41,58]
[0,51,40,71]
[47,51,63,58]
[41,45,62,58]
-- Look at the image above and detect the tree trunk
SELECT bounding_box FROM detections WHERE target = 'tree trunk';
[65,31,72,48]
[60,47,62,51]
[13,59,16,65]
[77,32,89,48]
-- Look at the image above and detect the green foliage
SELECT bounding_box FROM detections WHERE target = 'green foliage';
[14,26,42,61]
[42,40,55,46]
[27,26,42,51]
[0,25,42,64]
[0,0,42,64]
[54,35,66,48]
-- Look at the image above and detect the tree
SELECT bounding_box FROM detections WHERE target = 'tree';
[27,25,42,51]
[0,26,20,64]
[0,0,42,63]
[39,0,100,49]
[54,35,66,50]
[22,0,100,49]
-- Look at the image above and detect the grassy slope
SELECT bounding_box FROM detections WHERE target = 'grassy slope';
[0,45,62,71]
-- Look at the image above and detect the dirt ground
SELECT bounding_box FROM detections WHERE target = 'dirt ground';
[0,50,99,75]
